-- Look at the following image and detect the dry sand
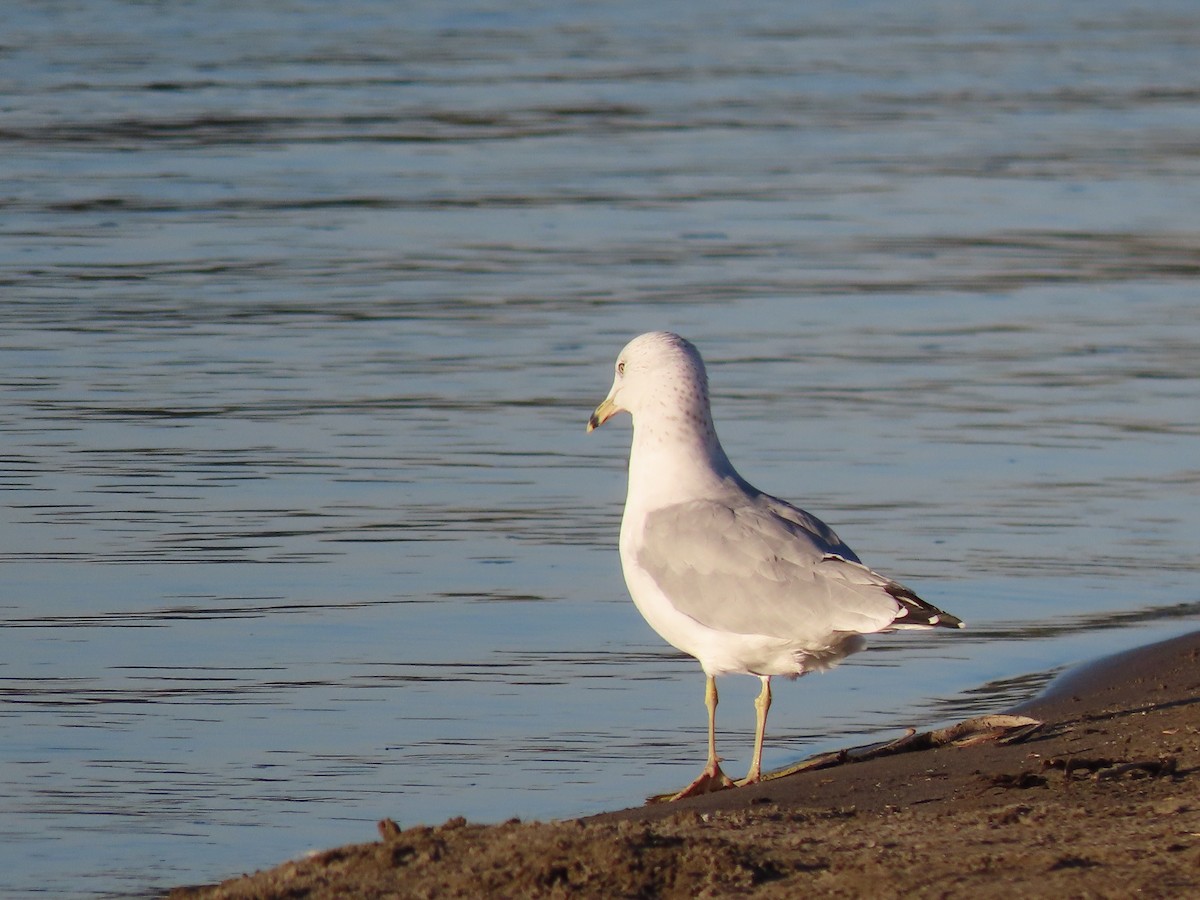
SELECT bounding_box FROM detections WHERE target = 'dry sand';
[168,630,1200,899]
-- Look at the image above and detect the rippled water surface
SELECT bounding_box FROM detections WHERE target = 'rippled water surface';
[3,1,1200,896]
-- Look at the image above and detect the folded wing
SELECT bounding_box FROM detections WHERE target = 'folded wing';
[636,494,958,644]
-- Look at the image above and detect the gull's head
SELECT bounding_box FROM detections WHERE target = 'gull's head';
[587,331,711,433]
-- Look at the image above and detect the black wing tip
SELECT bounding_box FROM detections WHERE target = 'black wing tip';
[887,582,965,630]
[930,613,967,629]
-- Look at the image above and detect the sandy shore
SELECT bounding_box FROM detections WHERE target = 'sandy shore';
[168,630,1200,898]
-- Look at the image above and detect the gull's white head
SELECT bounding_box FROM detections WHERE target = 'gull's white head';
[587,331,712,434]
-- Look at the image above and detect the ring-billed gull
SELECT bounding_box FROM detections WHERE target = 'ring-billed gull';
[587,332,963,800]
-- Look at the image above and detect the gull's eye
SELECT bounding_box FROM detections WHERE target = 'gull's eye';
[617,361,626,376]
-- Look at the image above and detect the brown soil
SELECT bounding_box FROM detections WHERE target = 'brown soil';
[168,631,1200,899]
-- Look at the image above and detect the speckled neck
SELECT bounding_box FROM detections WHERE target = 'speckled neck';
[623,403,738,514]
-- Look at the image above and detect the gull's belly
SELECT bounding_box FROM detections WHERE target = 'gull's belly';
[619,549,859,677]
[618,511,869,676]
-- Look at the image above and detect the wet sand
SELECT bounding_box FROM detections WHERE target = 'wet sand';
[168,630,1200,898]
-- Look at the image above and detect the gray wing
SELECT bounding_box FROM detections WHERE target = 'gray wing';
[635,496,904,642]
[753,490,861,563]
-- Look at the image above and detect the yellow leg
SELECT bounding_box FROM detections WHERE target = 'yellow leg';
[668,674,735,800]
[704,672,720,769]
[741,675,771,785]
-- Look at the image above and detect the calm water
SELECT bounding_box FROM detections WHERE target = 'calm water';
[3,1,1200,896]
